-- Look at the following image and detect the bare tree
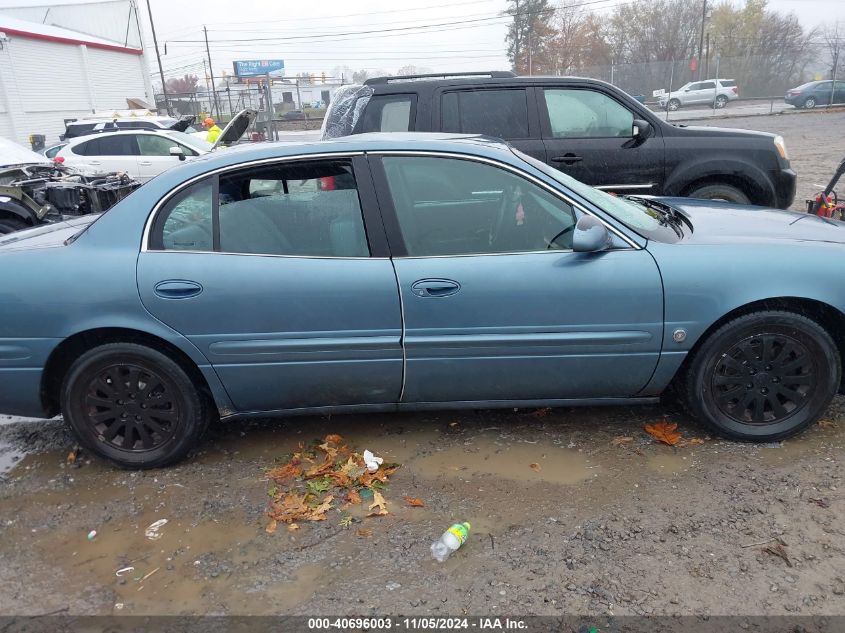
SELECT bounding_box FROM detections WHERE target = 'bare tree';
[165,74,199,95]
[821,22,843,80]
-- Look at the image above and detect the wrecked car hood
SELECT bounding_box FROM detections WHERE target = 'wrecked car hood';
[0,138,51,169]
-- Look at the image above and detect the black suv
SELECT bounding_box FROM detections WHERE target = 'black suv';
[322,72,796,208]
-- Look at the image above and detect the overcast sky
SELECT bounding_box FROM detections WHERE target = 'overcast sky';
[1,0,842,82]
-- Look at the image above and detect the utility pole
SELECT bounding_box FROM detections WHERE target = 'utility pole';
[145,0,171,115]
[704,32,710,80]
[203,25,220,119]
[697,0,707,80]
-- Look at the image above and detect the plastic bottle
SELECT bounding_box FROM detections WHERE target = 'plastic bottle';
[430,522,471,562]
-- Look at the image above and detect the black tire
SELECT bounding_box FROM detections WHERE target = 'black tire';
[803,96,816,109]
[682,311,840,441]
[61,343,211,469]
[0,217,29,235]
[686,182,751,204]
[714,95,728,109]
[667,98,681,111]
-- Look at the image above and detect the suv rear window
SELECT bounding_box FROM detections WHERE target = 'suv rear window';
[358,95,414,133]
[719,80,737,87]
[441,89,530,139]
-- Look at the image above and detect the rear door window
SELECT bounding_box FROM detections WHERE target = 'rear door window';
[441,89,530,139]
[699,81,716,90]
[358,95,415,133]
[96,135,139,156]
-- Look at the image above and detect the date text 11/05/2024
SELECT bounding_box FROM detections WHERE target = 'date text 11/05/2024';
[307,618,532,630]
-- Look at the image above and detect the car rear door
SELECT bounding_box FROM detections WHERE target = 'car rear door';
[431,86,547,163]
[136,155,403,413]
[65,135,140,176]
[538,86,665,195]
[370,152,663,404]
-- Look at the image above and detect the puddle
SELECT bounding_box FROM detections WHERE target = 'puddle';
[646,452,692,474]
[411,438,592,485]
[0,442,25,476]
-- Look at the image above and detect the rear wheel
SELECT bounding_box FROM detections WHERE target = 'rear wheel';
[61,343,211,469]
[686,182,751,204]
[682,311,840,441]
[667,98,681,111]
[0,217,28,234]
[803,96,816,109]
[714,95,728,109]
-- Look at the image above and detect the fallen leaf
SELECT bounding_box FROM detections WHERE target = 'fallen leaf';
[339,515,353,527]
[529,463,542,472]
[685,438,705,446]
[762,542,792,567]
[611,436,634,446]
[347,489,362,505]
[367,490,389,517]
[287,523,300,532]
[808,497,830,509]
[403,496,425,507]
[356,528,373,538]
[267,461,303,483]
[644,421,683,446]
[307,495,334,521]
[66,448,79,464]
[324,434,344,445]
[265,519,278,534]
[531,407,552,418]
[817,419,837,428]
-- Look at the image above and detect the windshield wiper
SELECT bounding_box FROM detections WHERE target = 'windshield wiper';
[624,196,688,236]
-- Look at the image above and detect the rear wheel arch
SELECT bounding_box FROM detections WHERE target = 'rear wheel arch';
[41,327,217,418]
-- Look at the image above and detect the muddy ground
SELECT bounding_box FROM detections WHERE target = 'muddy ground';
[0,110,843,618]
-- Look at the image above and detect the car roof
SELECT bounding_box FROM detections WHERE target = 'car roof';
[364,75,619,92]
[65,128,182,144]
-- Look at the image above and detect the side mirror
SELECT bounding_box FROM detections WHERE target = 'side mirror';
[632,119,653,140]
[572,215,611,253]
[169,146,186,161]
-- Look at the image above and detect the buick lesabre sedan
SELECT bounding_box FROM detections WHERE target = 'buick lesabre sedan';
[0,134,841,468]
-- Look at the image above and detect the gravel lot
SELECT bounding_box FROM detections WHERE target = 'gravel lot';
[0,110,843,618]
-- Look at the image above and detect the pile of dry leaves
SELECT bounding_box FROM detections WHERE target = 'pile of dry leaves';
[264,434,403,534]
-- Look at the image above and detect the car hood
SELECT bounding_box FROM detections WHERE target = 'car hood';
[659,198,845,245]
[0,138,51,169]
[0,215,99,251]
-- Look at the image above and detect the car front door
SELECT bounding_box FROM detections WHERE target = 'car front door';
[434,87,547,163]
[136,134,195,181]
[370,153,664,404]
[136,155,403,413]
[538,87,665,195]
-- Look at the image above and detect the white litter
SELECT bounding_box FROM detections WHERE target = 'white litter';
[115,566,135,577]
[362,449,384,473]
[144,519,168,540]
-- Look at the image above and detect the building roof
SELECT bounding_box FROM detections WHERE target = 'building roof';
[0,14,142,54]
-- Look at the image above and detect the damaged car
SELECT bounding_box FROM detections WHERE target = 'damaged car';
[0,138,140,235]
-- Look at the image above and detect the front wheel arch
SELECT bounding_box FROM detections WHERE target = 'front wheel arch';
[671,297,845,397]
[41,327,218,418]
[678,174,768,206]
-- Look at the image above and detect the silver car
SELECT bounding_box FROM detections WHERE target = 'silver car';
[659,79,739,111]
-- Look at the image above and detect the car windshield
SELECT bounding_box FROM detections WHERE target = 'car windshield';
[512,149,683,242]
[167,131,212,152]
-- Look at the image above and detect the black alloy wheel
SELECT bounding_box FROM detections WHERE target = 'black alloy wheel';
[62,343,211,468]
[682,311,840,441]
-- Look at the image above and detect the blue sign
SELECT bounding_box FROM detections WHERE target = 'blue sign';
[233,59,285,78]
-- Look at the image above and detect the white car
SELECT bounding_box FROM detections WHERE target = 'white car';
[658,79,739,111]
[54,109,257,182]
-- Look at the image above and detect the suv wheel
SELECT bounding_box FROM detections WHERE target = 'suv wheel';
[714,95,728,109]
[686,183,751,204]
[682,311,840,441]
[61,343,211,469]
[803,96,816,109]
[667,98,681,111]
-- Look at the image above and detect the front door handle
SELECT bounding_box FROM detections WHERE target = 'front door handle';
[139,160,152,166]
[411,279,461,298]
[552,154,583,164]
[154,280,203,299]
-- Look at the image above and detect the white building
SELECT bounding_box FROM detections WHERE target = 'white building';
[0,1,154,145]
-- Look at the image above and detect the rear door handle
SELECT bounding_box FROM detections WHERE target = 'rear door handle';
[139,160,152,166]
[552,154,583,164]
[154,280,203,299]
[411,279,461,298]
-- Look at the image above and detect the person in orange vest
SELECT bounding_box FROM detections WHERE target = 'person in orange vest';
[203,117,222,143]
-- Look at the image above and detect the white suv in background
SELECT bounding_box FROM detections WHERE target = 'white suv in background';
[659,79,739,111]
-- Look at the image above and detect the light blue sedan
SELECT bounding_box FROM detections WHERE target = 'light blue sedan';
[0,134,841,468]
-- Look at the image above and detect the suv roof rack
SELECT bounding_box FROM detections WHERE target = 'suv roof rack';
[364,71,516,85]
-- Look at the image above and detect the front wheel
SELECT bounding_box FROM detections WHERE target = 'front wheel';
[61,343,211,469]
[667,98,681,111]
[682,311,840,441]
[686,182,751,204]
